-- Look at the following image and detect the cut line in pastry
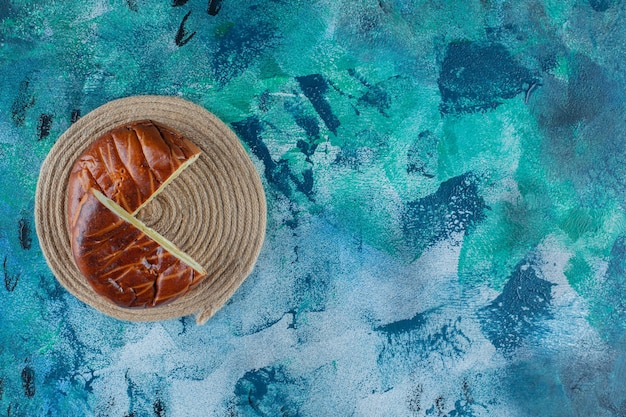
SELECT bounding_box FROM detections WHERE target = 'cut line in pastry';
[92,188,206,275]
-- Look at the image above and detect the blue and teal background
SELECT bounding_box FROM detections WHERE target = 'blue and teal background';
[2,0,626,415]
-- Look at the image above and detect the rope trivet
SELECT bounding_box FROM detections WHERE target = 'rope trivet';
[35,96,266,325]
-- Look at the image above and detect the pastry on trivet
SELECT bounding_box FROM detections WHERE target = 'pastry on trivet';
[68,120,201,216]
[67,120,206,308]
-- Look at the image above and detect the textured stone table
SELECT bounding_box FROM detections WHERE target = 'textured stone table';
[1,1,625,416]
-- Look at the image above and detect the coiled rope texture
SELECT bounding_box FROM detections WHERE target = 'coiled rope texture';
[35,96,267,325]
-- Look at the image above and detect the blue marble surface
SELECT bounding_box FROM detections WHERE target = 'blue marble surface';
[1,0,626,415]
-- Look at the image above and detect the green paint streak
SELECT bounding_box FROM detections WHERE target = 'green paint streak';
[326,168,401,255]
[37,326,62,355]
[551,55,572,81]
[437,109,520,181]
[457,101,556,288]
[394,0,486,43]
[564,255,593,296]
[559,208,601,241]
[543,0,573,27]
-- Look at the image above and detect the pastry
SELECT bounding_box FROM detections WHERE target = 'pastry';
[67,120,206,308]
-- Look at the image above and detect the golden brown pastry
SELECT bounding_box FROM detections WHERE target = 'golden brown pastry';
[67,120,206,308]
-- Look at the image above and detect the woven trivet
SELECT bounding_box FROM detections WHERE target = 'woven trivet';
[35,96,266,325]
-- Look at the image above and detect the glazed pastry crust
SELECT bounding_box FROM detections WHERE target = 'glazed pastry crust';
[67,120,205,308]
[68,120,201,222]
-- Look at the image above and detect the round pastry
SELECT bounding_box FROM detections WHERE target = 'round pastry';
[67,120,207,308]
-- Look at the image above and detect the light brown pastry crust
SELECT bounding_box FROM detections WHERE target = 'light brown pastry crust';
[67,120,205,308]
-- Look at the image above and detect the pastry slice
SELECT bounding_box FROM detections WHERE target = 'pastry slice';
[67,120,201,225]
[70,189,206,308]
